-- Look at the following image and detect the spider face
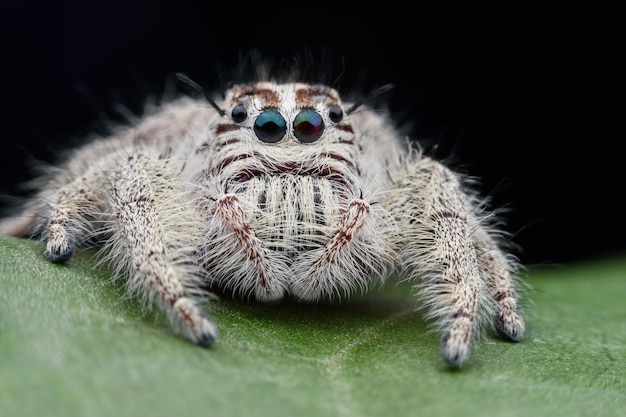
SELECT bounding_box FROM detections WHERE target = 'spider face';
[223,83,348,145]
[205,83,361,199]
[194,83,377,303]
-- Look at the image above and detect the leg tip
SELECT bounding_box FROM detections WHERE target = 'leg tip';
[44,245,74,263]
[194,315,219,348]
[173,297,219,348]
[440,332,470,369]
[496,314,525,342]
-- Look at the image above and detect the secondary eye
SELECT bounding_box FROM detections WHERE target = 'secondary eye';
[294,109,324,143]
[254,110,286,143]
[329,106,343,123]
[231,104,247,123]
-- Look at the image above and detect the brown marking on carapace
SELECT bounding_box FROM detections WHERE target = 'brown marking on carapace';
[226,152,358,194]
[336,138,355,145]
[195,141,210,154]
[215,138,242,152]
[233,85,280,107]
[230,161,351,187]
[254,89,280,107]
[295,88,318,108]
[215,123,241,135]
[296,86,340,109]
[216,153,254,172]
[232,168,264,183]
[324,152,360,174]
[335,124,354,133]
[309,84,340,100]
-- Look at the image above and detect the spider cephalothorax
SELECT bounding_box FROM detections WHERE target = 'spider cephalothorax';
[0,78,525,368]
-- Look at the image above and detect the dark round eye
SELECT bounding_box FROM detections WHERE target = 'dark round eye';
[231,104,247,123]
[329,106,343,123]
[294,109,324,143]
[254,110,286,143]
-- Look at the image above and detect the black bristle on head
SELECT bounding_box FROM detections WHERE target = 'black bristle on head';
[346,84,395,115]
[176,72,226,117]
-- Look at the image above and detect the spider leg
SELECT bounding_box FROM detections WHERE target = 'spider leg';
[473,228,525,342]
[290,197,389,301]
[38,174,105,263]
[209,193,290,303]
[108,154,217,346]
[389,157,492,368]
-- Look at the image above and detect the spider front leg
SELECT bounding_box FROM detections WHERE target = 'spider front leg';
[41,175,104,263]
[390,157,522,368]
[108,154,217,346]
[209,193,290,303]
[291,197,389,301]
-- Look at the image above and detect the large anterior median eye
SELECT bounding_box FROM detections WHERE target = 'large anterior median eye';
[254,110,286,143]
[294,109,324,143]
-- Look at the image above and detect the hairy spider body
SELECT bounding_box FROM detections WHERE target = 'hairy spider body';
[0,80,525,367]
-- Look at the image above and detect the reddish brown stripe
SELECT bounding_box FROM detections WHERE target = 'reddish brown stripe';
[224,151,359,182]
[230,162,349,185]
[232,169,264,183]
[215,123,241,134]
[336,138,354,145]
[195,142,210,153]
[324,152,360,174]
[217,153,254,171]
[296,87,340,108]
[336,124,353,133]
[215,138,241,152]
[233,86,280,107]
[296,88,317,108]
[254,89,280,107]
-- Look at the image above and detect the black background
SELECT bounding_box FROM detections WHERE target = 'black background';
[1,2,624,267]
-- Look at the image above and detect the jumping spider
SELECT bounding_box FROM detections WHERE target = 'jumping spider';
[0,75,525,368]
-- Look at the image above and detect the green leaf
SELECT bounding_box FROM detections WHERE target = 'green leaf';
[1,236,625,417]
